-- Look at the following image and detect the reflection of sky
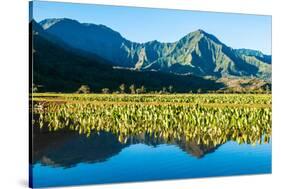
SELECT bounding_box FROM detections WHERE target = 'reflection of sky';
[31,1,271,54]
[32,141,271,188]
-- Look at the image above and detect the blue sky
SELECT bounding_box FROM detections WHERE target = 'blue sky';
[32,1,271,54]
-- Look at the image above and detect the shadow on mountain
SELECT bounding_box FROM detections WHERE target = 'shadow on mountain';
[31,21,225,93]
[34,18,271,81]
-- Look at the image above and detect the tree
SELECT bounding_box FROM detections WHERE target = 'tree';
[136,88,142,94]
[140,85,146,94]
[265,85,270,94]
[119,83,126,93]
[76,85,91,94]
[101,88,110,94]
[129,84,136,94]
[168,85,173,93]
[32,84,38,93]
[162,87,167,94]
[197,88,202,94]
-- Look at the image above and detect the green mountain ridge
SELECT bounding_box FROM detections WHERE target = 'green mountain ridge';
[31,21,225,93]
[39,18,271,80]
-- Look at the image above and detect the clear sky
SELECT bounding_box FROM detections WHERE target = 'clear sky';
[32,1,272,54]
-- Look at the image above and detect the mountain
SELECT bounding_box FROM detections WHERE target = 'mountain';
[39,18,271,80]
[31,20,224,93]
[39,18,135,67]
[234,48,271,64]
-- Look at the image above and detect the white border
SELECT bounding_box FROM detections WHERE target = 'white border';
[0,0,280,189]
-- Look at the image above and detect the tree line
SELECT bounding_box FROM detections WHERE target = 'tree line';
[32,83,271,94]
[76,84,174,94]
[74,84,271,94]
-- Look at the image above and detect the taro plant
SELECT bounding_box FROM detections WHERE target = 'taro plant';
[33,94,272,146]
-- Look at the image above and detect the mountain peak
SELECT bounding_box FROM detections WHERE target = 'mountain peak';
[39,18,123,40]
[189,29,208,36]
[146,40,161,45]
[188,29,223,45]
[192,29,220,40]
[195,29,207,34]
[39,18,79,29]
[178,29,208,44]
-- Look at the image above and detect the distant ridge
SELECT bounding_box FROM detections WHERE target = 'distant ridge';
[31,20,225,93]
[38,18,271,80]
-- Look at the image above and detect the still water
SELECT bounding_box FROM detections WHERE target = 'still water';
[31,131,271,188]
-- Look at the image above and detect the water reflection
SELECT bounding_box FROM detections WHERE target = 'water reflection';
[32,127,223,168]
[31,126,271,188]
[32,129,127,168]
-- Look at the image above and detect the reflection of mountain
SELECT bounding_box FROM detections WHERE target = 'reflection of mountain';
[176,137,220,158]
[127,133,220,158]
[32,129,222,168]
[32,129,129,168]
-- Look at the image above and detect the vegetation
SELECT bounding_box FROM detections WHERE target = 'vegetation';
[76,85,91,94]
[129,84,135,94]
[32,93,271,105]
[101,88,110,94]
[32,94,271,146]
[32,84,38,93]
[31,20,272,149]
[119,84,126,94]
